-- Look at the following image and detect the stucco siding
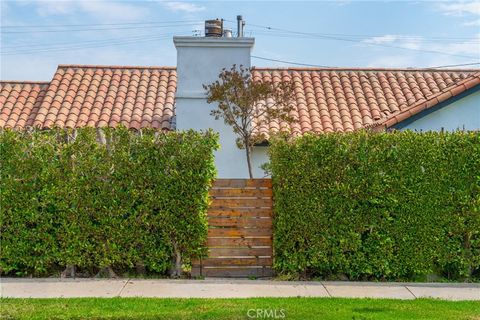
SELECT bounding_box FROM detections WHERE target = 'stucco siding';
[252,146,269,177]
[174,37,256,178]
[177,98,268,178]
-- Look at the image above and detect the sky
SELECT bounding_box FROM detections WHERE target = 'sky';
[1,0,479,81]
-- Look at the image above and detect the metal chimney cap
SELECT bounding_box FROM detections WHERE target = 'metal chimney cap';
[223,29,233,38]
[205,19,223,37]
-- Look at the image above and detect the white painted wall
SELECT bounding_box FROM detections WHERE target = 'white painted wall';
[174,36,260,178]
[252,146,270,177]
[399,90,480,131]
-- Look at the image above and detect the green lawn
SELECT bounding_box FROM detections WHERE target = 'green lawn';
[1,298,479,320]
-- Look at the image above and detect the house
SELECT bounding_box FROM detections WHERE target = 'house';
[1,28,479,178]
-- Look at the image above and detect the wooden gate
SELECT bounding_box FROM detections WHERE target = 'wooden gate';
[192,179,273,278]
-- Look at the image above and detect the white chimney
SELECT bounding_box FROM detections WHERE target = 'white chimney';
[174,36,254,98]
[173,33,256,178]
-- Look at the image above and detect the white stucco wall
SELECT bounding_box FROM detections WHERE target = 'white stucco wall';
[399,89,480,131]
[176,99,268,177]
[252,146,270,177]
[174,36,260,178]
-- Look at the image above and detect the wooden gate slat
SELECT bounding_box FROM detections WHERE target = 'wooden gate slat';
[193,179,273,278]
[202,257,272,267]
[210,188,273,197]
[208,217,272,228]
[210,198,272,208]
[208,228,272,237]
[208,208,272,217]
[207,237,272,247]
[208,247,272,257]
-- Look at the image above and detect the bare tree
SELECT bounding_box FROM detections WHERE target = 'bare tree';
[204,65,296,178]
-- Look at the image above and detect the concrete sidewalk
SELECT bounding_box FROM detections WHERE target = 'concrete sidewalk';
[1,278,479,300]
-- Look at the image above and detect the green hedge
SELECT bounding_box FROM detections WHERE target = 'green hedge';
[0,127,218,276]
[269,131,480,281]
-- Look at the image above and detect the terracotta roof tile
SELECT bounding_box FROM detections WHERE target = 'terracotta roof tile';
[2,65,479,135]
[1,65,176,130]
[0,82,49,129]
[251,68,480,138]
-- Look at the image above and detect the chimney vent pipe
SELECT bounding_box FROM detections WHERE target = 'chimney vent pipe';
[237,15,244,37]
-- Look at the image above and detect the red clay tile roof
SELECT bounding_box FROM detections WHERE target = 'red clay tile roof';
[1,65,176,130]
[1,65,479,135]
[0,81,49,129]
[251,68,480,138]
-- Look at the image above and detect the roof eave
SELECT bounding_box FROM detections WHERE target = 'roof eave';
[367,72,480,130]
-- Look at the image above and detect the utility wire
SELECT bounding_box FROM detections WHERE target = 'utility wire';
[426,62,480,69]
[251,30,480,44]
[1,20,202,28]
[252,55,332,68]
[233,20,479,60]
[6,18,473,41]
[252,30,480,42]
[1,23,199,34]
[2,32,176,50]
[253,55,480,70]
[3,19,478,63]
[0,34,185,55]
[241,21,479,41]
[5,19,475,41]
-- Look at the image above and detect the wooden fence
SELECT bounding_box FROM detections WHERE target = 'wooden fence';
[192,179,273,278]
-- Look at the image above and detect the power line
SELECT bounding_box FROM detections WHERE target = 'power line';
[6,19,476,41]
[2,32,173,50]
[252,55,332,68]
[0,34,186,55]
[253,55,480,70]
[251,30,480,44]
[1,20,201,28]
[426,62,480,69]
[241,21,479,42]
[1,23,199,34]
[235,21,479,60]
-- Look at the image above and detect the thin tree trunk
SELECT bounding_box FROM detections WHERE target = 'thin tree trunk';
[135,261,146,276]
[170,240,182,278]
[464,231,472,278]
[245,143,253,179]
[96,128,107,145]
[95,266,118,278]
[61,265,76,278]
